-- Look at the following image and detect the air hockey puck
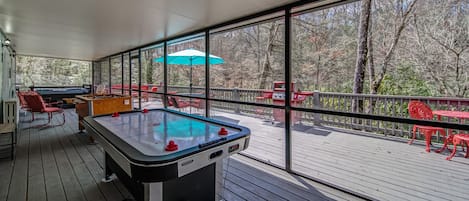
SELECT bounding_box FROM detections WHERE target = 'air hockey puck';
[142,108,149,113]
[165,140,178,151]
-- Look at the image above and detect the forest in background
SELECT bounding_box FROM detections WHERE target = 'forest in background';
[18,0,469,98]
[209,0,468,97]
[16,56,91,87]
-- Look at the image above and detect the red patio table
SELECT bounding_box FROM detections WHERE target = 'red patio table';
[433,110,469,153]
[433,110,469,121]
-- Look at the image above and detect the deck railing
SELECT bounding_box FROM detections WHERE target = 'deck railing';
[165,85,469,140]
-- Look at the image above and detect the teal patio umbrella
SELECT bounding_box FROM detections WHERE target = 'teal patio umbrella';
[154,49,224,93]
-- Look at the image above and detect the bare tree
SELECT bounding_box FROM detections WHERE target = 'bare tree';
[368,0,418,96]
[411,0,469,97]
[352,0,372,114]
[259,22,281,89]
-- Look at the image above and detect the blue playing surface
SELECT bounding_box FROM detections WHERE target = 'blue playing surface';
[154,118,218,138]
[94,110,239,156]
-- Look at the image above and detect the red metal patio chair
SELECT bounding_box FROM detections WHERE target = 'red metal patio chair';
[168,96,190,112]
[17,91,41,117]
[23,94,65,127]
[165,91,177,106]
[17,91,32,111]
[190,98,204,113]
[408,101,446,152]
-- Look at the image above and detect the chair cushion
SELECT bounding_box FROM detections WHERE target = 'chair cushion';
[415,125,445,131]
[454,134,469,141]
[43,107,62,112]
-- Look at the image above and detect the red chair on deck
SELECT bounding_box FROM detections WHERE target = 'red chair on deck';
[190,99,204,112]
[168,96,191,111]
[408,101,446,152]
[23,94,65,126]
[17,91,33,111]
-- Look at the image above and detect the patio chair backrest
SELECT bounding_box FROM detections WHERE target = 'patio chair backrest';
[17,91,28,108]
[408,101,433,120]
[23,94,47,113]
[169,96,181,108]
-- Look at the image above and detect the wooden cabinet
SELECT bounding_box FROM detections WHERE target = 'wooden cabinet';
[75,95,132,131]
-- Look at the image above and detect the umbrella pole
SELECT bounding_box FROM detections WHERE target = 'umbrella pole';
[189,59,192,114]
[189,66,192,94]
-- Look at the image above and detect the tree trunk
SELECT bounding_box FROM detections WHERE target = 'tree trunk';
[370,0,418,95]
[259,22,280,89]
[259,53,272,89]
[315,55,321,90]
[366,3,375,129]
[367,0,417,116]
[352,0,372,117]
[145,51,154,84]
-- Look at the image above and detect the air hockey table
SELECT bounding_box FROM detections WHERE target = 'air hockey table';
[83,109,250,201]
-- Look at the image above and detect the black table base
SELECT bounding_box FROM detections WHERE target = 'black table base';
[105,153,218,201]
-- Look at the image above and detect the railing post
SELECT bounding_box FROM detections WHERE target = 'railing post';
[313,90,321,126]
[234,88,240,114]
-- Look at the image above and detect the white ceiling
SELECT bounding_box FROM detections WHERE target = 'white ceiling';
[0,0,298,61]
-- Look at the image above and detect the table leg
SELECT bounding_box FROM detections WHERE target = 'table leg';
[102,153,115,183]
[446,137,460,160]
[436,134,453,153]
[465,141,469,158]
[424,132,432,152]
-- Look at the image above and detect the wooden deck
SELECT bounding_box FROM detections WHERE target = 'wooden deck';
[0,109,359,201]
[214,111,469,201]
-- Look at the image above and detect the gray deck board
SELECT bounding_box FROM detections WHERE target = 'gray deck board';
[27,124,46,201]
[64,115,128,201]
[49,123,87,201]
[0,122,16,201]
[65,111,133,200]
[208,111,469,201]
[54,123,106,201]
[230,155,357,201]
[39,122,67,201]
[7,117,30,201]
[0,158,13,201]
[1,109,361,201]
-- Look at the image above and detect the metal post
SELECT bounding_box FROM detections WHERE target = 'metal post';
[128,52,132,100]
[108,57,111,94]
[138,49,142,110]
[121,54,124,95]
[205,31,210,117]
[91,61,95,94]
[163,42,168,108]
[284,9,292,171]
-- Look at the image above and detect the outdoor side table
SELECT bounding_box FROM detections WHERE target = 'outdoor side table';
[0,123,16,159]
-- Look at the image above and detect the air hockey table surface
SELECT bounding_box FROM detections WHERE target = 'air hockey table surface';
[84,108,250,165]
[83,109,250,201]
